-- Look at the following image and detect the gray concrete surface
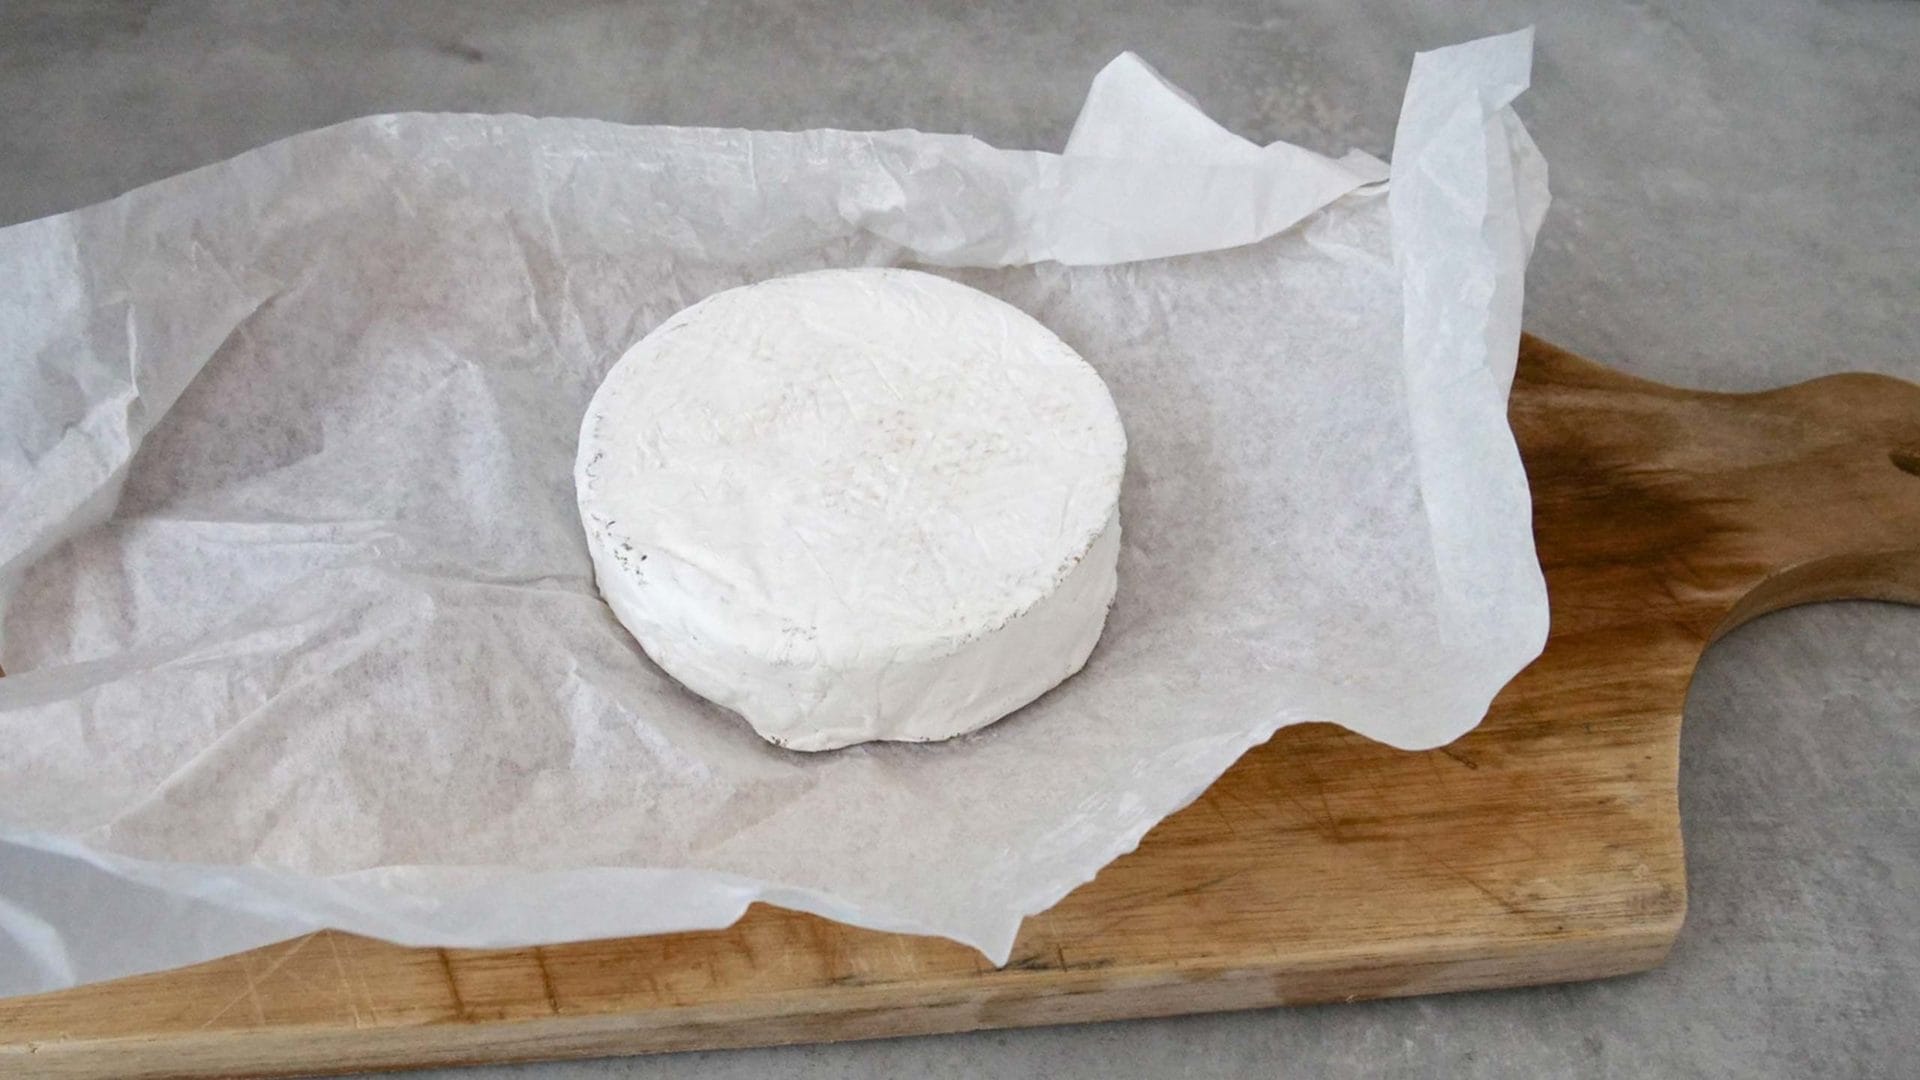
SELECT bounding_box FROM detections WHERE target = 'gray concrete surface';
[3,2,1916,1077]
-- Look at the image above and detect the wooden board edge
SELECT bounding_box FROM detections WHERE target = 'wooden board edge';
[1712,547,1920,642]
[6,923,1680,1080]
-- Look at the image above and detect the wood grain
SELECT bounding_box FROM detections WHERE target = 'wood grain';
[4,336,1918,1079]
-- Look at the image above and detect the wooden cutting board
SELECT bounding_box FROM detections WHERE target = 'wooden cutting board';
[5,336,1918,1079]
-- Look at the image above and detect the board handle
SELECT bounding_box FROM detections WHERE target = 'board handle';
[1710,370,1920,636]
[1512,335,1920,642]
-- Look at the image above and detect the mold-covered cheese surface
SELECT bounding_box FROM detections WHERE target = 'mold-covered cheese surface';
[576,268,1126,750]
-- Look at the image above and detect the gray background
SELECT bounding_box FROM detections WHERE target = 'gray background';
[3,2,1915,1077]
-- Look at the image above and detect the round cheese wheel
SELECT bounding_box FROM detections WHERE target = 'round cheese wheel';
[576,268,1125,751]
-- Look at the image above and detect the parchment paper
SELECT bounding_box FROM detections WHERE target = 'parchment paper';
[0,30,1548,996]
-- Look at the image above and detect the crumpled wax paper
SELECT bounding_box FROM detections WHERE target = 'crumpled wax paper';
[0,29,1549,996]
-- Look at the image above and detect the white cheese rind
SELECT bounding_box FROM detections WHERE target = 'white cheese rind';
[576,268,1125,751]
